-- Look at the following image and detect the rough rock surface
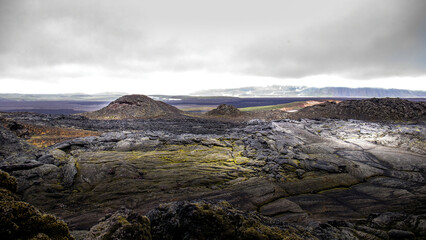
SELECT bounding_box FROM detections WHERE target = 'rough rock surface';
[291,98,426,122]
[87,208,151,240]
[147,200,305,240]
[0,170,73,240]
[85,201,311,240]
[84,200,426,240]
[82,94,183,120]
[1,117,100,148]
[1,110,425,239]
[0,123,36,161]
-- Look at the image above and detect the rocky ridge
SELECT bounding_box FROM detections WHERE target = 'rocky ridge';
[290,98,426,123]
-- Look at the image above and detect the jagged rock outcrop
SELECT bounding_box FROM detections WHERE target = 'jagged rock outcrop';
[86,200,426,239]
[0,123,36,161]
[207,104,242,117]
[82,95,183,120]
[86,201,306,240]
[291,98,426,122]
[87,208,151,240]
[0,170,73,240]
[147,200,301,240]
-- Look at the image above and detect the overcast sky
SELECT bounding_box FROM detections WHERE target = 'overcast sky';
[1,0,425,94]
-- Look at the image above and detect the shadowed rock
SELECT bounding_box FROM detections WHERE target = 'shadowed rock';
[0,170,73,240]
[147,200,301,240]
[87,208,151,240]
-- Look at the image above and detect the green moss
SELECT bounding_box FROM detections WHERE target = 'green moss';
[90,211,151,240]
[0,170,73,240]
[0,188,18,201]
[0,170,17,193]
[74,160,81,171]
[0,200,73,239]
[150,200,304,240]
[239,220,305,240]
[62,144,260,220]
[116,216,130,225]
[30,233,51,240]
[289,159,301,167]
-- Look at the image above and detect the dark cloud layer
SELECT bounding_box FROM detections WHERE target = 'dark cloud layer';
[238,0,426,79]
[0,0,425,83]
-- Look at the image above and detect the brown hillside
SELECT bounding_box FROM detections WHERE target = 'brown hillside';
[206,104,242,116]
[82,95,183,120]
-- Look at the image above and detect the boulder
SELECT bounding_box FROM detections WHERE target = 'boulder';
[88,208,151,240]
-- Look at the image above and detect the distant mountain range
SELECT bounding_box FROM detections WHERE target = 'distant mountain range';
[193,86,426,98]
[0,92,127,101]
[0,87,425,101]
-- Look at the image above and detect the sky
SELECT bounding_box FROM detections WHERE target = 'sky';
[0,0,426,95]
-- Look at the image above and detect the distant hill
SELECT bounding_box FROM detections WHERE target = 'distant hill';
[290,98,426,122]
[81,94,183,120]
[193,86,426,98]
[206,104,242,116]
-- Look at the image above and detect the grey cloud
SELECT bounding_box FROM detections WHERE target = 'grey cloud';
[236,0,426,79]
[0,0,425,82]
[0,0,184,69]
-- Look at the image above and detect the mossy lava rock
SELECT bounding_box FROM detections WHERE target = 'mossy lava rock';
[0,170,73,240]
[147,200,298,240]
[88,208,151,240]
